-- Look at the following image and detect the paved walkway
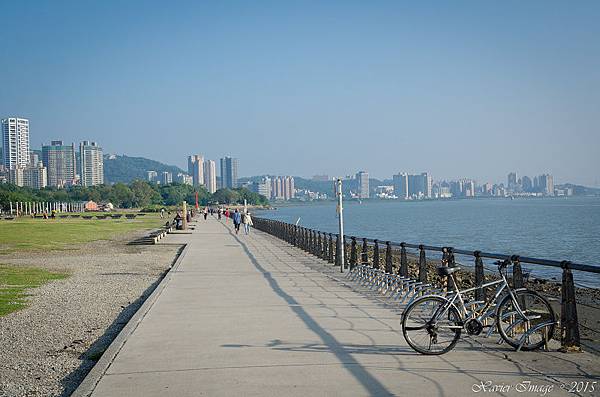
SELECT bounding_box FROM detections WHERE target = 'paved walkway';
[75,217,599,397]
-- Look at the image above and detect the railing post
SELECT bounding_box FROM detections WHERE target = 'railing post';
[447,247,456,291]
[303,228,308,251]
[474,251,485,301]
[328,233,334,263]
[399,243,408,277]
[512,256,524,289]
[560,261,581,352]
[385,241,393,274]
[321,232,328,260]
[361,238,369,265]
[316,232,322,257]
[373,240,380,269]
[418,245,428,283]
[313,231,321,258]
[344,237,350,269]
[350,237,357,269]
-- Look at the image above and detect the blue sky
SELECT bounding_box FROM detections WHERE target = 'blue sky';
[1,1,599,185]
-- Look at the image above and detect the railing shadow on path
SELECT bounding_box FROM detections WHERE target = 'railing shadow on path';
[220,222,397,397]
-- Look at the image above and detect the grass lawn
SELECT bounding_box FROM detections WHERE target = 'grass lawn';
[0,264,69,316]
[0,213,166,254]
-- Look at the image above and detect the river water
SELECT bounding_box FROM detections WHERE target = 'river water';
[258,196,600,287]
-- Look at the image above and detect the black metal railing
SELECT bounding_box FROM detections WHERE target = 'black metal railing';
[252,216,600,352]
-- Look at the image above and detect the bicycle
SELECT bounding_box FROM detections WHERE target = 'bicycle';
[401,260,556,355]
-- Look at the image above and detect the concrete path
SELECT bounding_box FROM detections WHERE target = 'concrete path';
[76,217,599,397]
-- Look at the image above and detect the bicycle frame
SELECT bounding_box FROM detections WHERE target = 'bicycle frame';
[431,268,529,328]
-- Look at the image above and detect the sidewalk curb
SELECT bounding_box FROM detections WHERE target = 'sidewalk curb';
[71,242,190,397]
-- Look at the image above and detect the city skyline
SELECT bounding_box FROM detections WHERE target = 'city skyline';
[0,116,586,201]
[0,2,598,186]
[0,117,584,191]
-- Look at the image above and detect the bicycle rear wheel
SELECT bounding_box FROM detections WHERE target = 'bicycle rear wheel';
[402,296,462,355]
[496,290,556,351]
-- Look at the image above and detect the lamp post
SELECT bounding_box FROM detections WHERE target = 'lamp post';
[336,178,345,273]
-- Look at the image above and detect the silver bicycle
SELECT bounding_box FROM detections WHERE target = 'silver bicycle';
[401,260,556,355]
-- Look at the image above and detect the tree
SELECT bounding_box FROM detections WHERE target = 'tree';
[234,188,268,205]
[130,180,162,207]
[109,183,135,208]
[211,188,240,204]
[160,183,195,206]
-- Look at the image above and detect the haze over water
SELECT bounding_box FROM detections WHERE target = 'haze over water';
[260,196,600,286]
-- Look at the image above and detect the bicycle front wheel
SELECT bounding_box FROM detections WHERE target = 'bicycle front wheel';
[402,296,462,355]
[496,289,556,351]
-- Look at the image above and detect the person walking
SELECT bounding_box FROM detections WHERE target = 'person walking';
[243,211,253,235]
[203,207,208,220]
[217,208,222,220]
[225,208,230,223]
[232,209,242,234]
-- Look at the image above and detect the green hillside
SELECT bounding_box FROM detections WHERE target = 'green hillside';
[104,154,185,183]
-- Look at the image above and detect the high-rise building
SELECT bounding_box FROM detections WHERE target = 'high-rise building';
[270,176,295,200]
[220,156,238,189]
[30,151,39,166]
[161,171,172,185]
[42,141,76,188]
[395,172,432,199]
[261,177,272,198]
[203,160,217,193]
[8,167,24,186]
[521,176,533,192]
[508,172,518,188]
[188,154,204,186]
[23,162,47,189]
[483,182,493,195]
[251,177,271,198]
[392,173,409,199]
[1,117,30,169]
[538,174,554,196]
[147,170,158,182]
[283,176,295,200]
[177,173,193,185]
[463,179,476,197]
[79,141,104,187]
[356,171,369,199]
[273,176,283,199]
[422,172,433,198]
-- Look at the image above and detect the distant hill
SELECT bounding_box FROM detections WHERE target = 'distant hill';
[103,154,186,184]
[556,183,600,196]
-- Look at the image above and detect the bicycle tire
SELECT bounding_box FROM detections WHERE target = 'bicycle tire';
[402,295,462,355]
[496,289,556,351]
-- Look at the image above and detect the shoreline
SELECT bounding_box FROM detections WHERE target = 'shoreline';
[255,196,600,287]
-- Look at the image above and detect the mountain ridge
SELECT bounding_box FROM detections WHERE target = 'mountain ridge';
[103,154,185,184]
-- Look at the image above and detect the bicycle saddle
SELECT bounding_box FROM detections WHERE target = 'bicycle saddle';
[436,266,460,276]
